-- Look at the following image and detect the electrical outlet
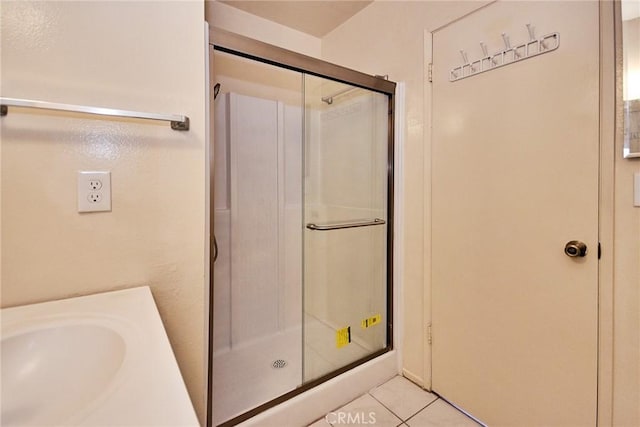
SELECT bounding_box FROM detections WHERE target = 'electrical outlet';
[78,171,111,213]
[88,180,102,191]
[87,193,102,203]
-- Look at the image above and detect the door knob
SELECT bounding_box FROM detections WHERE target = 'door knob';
[564,241,587,258]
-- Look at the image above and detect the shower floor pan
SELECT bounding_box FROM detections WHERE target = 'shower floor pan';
[212,328,302,424]
[212,314,372,425]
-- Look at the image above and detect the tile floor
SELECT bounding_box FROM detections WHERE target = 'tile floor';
[307,376,481,427]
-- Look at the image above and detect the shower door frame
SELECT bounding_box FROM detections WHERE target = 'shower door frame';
[208,28,397,426]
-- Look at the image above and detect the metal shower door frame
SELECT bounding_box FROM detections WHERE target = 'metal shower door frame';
[208,28,397,427]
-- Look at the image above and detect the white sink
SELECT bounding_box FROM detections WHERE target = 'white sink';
[0,287,199,426]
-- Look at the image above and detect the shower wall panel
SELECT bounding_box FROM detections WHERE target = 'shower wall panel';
[229,93,281,344]
[213,92,302,352]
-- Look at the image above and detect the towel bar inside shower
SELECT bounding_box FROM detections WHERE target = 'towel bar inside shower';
[306,218,386,231]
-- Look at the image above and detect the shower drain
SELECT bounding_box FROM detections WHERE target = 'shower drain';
[271,359,288,369]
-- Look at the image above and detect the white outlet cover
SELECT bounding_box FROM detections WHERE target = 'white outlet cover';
[78,171,111,213]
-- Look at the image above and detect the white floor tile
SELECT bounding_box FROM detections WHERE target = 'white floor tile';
[370,376,438,420]
[406,399,480,427]
[331,394,403,427]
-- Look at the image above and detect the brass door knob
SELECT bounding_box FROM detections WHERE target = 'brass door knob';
[565,241,588,258]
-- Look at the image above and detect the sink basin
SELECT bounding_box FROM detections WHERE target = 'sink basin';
[0,287,198,426]
[2,321,127,426]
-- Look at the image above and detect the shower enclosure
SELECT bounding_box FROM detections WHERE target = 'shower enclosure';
[210,30,395,426]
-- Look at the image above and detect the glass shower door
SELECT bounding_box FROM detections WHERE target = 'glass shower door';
[212,50,304,425]
[303,75,391,382]
[211,41,394,425]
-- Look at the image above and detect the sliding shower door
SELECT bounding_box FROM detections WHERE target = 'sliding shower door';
[303,75,391,382]
[211,39,394,425]
[212,51,304,425]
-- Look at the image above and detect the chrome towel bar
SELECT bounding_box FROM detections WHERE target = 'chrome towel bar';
[0,97,190,130]
[321,87,358,105]
[306,218,386,231]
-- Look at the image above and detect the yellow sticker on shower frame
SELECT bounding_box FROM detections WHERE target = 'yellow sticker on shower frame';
[361,314,382,329]
[336,326,351,348]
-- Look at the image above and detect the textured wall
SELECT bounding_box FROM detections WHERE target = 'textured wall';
[0,1,207,422]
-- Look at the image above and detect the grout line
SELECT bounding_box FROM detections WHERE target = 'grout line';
[369,376,441,422]
[307,416,329,427]
[403,398,440,424]
[430,391,486,426]
[367,392,405,423]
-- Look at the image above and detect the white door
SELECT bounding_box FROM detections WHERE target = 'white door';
[431,2,599,425]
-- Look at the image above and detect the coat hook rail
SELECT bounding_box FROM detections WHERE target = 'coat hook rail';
[449,28,560,82]
[0,97,190,130]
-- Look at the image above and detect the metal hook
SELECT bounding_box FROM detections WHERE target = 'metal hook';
[460,49,469,64]
[526,23,535,41]
[460,50,476,72]
[502,32,520,59]
[480,42,489,57]
[501,33,511,50]
[480,41,496,65]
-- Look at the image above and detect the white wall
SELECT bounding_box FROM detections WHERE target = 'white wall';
[0,1,207,422]
[206,1,321,58]
[321,0,490,386]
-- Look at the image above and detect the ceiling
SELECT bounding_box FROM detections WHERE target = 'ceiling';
[220,1,373,37]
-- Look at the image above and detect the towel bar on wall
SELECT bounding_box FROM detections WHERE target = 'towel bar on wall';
[0,97,190,130]
[306,218,386,231]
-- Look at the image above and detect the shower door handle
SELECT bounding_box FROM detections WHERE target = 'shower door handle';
[306,218,386,231]
[212,235,218,263]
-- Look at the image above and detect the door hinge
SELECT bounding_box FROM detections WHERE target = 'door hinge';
[598,242,601,259]
[428,63,433,83]
[427,324,432,345]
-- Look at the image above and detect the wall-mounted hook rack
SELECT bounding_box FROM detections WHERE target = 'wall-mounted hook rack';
[449,26,560,82]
